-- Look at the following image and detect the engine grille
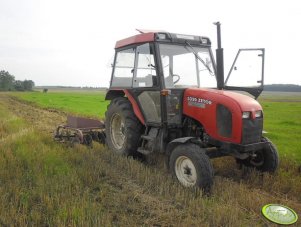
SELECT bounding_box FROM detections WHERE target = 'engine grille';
[241,118,263,144]
[216,104,232,138]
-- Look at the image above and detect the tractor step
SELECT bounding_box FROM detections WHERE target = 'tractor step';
[137,135,154,155]
[137,127,159,155]
[137,147,152,155]
[140,135,155,141]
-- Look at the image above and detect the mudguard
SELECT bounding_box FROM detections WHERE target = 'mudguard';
[165,137,197,169]
[166,137,194,155]
[105,89,145,125]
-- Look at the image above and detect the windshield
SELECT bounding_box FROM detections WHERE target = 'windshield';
[159,44,216,88]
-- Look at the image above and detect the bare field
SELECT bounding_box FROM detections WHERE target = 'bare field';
[0,93,300,226]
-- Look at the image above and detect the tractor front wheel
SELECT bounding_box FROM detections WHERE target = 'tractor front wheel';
[105,97,143,156]
[237,137,279,173]
[169,143,214,192]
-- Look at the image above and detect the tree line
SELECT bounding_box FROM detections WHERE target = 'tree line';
[0,70,35,91]
[264,84,301,92]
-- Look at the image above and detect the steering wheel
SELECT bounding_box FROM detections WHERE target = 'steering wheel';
[173,74,180,84]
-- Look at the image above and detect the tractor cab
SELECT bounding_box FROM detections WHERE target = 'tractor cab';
[108,32,216,128]
[104,24,278,191]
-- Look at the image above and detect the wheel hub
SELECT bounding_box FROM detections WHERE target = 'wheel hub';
[183,166,192,175]
[250,151,265,166]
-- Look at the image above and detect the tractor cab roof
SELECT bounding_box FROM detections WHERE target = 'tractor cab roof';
[115,32,211,49]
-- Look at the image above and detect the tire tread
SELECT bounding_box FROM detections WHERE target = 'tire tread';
[105,97,143,156]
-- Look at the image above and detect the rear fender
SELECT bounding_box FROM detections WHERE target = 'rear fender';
[105,90,125,100]
[105,89,145,125]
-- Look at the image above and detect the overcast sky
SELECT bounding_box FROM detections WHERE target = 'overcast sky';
[0,0,300,87]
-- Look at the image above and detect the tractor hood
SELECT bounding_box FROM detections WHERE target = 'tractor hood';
[184,88,262,112]
[183,88,263,144]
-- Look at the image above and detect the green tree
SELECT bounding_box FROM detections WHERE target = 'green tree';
[14,80,25,91]
[0,70,15,91]
[23,80,35,91]
[0,70,35,92]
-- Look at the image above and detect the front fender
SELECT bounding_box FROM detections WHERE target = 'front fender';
[164,137,194,169]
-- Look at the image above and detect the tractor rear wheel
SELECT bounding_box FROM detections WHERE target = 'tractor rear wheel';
[169,143,214,192]
[237,137,279,173]
[105,97,143,156]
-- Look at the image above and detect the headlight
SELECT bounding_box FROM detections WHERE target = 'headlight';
[255,110,262,118]
[242,112,251,119]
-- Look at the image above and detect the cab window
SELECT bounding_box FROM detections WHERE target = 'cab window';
[111,44,157,88]
[111,48,135,87]
[133,43,157,88]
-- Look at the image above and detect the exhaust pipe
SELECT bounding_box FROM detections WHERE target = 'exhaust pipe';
[214,22,224,90]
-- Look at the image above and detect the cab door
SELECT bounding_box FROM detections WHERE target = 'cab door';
[131,43,162,125]
[109,43,161,125]
[224,48,265,99]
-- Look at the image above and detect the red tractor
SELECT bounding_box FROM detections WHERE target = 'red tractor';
[104,22,279,191]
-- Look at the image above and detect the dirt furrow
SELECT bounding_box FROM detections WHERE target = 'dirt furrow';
[3,95,66,133]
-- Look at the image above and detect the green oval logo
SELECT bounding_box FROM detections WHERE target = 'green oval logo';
[262,204,298,225]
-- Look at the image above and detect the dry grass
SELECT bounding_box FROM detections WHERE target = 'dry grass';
[0,94,300,226]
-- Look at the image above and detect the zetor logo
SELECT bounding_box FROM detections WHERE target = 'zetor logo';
[187,96,212,108]
[187,96,212,105]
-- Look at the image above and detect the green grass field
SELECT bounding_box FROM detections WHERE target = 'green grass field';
[12,91,109,119]
[261,102,301,163]
[258,92,301,163]
[12,90,301,163]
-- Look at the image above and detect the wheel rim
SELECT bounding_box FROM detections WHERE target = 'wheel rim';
[175,156,197,187]
[110,113,125,150]
[250,151,265,167]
